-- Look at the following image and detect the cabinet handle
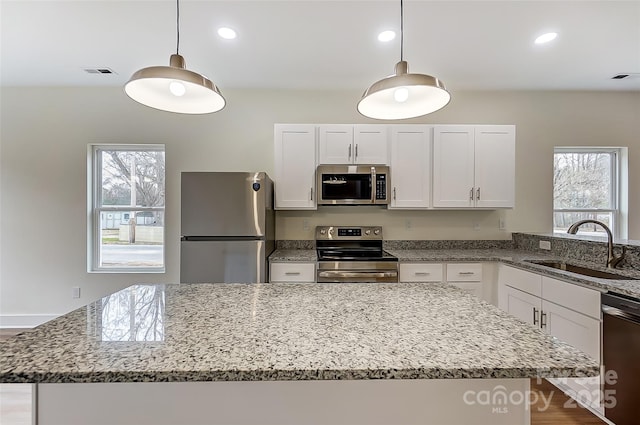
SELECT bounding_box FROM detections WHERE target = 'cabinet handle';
[415,272,431,276]
[285,272,301,276]
[469,188,475,201]
[348,145,352,159]
[310,187,313,201]
[393,187,397,200]
[476,187,480,200]
[533,307,539,325]
[458,272,475,275]
[540,311,547,329]
[355,144,359,158]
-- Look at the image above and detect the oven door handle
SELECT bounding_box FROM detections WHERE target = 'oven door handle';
[602,305,640,324]
[318,271,398,278]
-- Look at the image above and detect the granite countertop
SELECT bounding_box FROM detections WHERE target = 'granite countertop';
[270,248,640,298]
[0,282,598,384]
[269,249,317,262]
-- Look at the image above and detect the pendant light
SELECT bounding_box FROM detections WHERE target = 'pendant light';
[124,0,225,114]
[357,0,450,120]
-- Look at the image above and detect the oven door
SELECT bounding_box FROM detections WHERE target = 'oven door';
[317,261,398,283]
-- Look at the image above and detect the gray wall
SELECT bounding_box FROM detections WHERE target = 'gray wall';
[1,87,639,322]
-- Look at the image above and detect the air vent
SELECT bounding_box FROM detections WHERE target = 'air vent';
[83,68,116,75]
[611,73,640,80]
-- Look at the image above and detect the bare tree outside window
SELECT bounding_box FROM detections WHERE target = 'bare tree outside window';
[553,149,617,236]
[90,145,165,272]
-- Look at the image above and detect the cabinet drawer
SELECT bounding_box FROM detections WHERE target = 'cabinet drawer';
[270,263,316,282]
[498,264,542,297]
[542,276,601,319]
[400,263,443,282]
[446,263,483,282]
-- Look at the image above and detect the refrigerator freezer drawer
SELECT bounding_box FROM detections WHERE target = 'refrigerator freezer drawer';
[181,240,267,283]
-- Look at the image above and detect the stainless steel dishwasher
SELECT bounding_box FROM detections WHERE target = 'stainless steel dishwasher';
[602,292,640,425]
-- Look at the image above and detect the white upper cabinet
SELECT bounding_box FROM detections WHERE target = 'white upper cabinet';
[389,125,431,209]
[432,126,475,208]
[353,125,389,164]
[318,125,353,164]
[274,124,317,210]
[318,124,389,165]
[432,125,515,208]
[474,126,516,208]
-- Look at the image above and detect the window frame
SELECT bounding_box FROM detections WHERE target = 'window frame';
[88,144,166,273]
[552,147,621,238]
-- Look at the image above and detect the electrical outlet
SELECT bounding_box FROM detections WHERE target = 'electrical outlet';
[71,287,81,299]
[302,219,310,231]
[472,221,480,231]
[405,220,412,229]
[499,218,506,230]
[539,240,551,250]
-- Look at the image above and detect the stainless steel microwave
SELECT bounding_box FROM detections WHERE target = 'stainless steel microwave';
[316,165,390,205]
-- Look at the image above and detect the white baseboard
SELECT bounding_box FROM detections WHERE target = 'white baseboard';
[0,314,59,329]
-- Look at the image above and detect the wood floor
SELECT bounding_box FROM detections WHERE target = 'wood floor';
[0,329,609,425]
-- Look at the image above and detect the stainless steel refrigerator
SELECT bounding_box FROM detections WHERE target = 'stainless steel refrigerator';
[180,172,275,283]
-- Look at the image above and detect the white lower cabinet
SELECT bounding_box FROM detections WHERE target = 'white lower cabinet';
[399,262,491,302]
[270,262,316,283]
[498,264,602,413]
[399,263,443,282]
[446,263,484,299]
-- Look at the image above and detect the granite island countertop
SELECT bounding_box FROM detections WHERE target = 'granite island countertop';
[0,282,598,384]
[270,248,640,298]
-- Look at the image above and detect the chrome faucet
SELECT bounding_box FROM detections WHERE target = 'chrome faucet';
[566,220,626,269]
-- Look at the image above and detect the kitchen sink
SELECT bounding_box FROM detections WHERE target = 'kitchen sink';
[526,260,639,280]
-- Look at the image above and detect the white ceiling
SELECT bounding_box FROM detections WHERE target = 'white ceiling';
[2,0,640,92]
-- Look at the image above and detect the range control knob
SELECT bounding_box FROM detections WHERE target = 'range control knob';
[374,229,381,235]
[320,229,326,235]
[365,229,371,235]
[328,228,334,234]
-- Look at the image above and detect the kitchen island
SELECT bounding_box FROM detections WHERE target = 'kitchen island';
[0,282,599,425]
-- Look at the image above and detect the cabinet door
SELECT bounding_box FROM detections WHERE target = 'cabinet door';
[318,125,353,164]
[503,285,541,327]
[274,124,317,210]
[432,125,475,208]
[543,300,601,411]
[542,300,600,361]
[353,125,389,164]
[389,125,431,209]
[474,126,515,208]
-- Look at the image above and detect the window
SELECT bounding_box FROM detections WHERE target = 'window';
[89,145,165,272]
[553,148,624,238]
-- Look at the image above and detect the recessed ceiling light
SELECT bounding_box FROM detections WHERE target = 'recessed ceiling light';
[218,27,237,40]
[378,30,396,42]
[534,32,558,44]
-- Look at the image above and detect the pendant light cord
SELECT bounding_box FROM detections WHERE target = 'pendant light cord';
[176,0,180,55]
[400,0,404,61]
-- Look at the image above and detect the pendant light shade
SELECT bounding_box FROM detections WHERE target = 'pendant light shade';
[357,61,450,120]
[125,54,225,114]
[124,0,225,114]
[358,1,450,120]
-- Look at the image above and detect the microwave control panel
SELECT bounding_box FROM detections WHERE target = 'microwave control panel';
[376,175,387,200]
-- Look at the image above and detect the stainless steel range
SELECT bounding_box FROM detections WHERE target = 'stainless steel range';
[315,226,398,283]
